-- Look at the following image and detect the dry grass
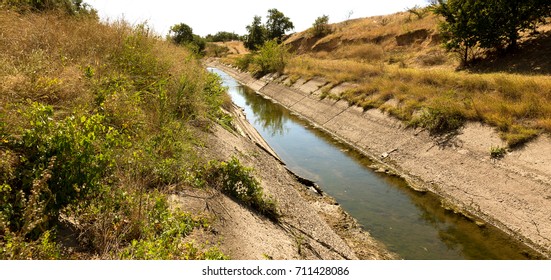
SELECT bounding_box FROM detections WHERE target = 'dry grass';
[0,10,230,259]
[286,56,385,84]
[284,53,551,146]
[327,12,438,45]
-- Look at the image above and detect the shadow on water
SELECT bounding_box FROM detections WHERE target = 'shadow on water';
[209,67,542,260]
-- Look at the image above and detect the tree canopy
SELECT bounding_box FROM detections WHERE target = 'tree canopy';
[265,8,294,42]
[169,23,194,45]
[244,9,294,50]
[244,15,266,51]
[205,31,241,42]
[433,0,551,65]
[168,23,206,54]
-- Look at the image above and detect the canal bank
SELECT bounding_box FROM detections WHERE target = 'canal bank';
[208,60,551,258]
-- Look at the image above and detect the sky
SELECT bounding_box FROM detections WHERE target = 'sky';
[84,0,430,37]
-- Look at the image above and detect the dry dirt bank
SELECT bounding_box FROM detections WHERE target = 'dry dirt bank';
[208,61,551,258]
[173,101,394,259]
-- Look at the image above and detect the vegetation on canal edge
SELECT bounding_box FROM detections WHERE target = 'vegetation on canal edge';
[0,2,272,259]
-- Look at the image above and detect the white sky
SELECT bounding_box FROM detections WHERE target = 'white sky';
[84,1,430,37]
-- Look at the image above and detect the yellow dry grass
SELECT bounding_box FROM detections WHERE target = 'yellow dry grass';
[284,54,551,146]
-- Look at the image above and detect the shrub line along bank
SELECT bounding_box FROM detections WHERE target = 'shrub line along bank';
[209,60,551,258]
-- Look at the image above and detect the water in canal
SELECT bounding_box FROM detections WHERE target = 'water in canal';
[209,67,540,260]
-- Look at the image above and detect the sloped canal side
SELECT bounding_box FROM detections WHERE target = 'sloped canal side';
[210,67,542,260]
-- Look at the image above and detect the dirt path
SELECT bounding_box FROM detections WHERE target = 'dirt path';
[209,60,551,258]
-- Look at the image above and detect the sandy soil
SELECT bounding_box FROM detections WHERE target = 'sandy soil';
[172,101,394,260]
[209,60,551,258]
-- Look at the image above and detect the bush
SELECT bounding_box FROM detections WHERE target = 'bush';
[1,103,126,236]
[311,15,331,37]
[411,106,465,135]
[197,156,279,221]
[0,230,61,260]
[252,39,289,77]
[235,53,255,71]
[117,195,219,260]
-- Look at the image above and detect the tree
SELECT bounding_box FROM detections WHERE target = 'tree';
[245,15,266,51]
[205,31,241,42]
[432,0,486,66]
[311,15,331,37]
[253,39,289,76]
[486,0,551,51]
[434,0,551,65]
[265,8,294,42]
[169,23,194,45]
[168,23,205,54]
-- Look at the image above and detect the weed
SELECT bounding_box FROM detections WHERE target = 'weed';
[410,107,465,135]
[196,156,279,221]
[0,229,62,260]
[490,146,507,159]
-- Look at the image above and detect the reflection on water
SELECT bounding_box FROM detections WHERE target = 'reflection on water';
[209,67,541,260]
[246,93,288,136]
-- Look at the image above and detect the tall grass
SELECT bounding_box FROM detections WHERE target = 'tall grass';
[0,10,232,259]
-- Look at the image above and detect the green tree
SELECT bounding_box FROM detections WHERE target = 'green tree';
[168,23,205,54]
[434,0,551,65]
[265,8,294,42]
[253,39,289,76]
[245,15,266,51]
[205,31,241,42]
[432,0,486,66]
[311,15,331,37]
[486,0,551,51]
[169,23,194,45]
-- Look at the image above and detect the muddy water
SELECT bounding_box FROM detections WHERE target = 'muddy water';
[209,68,540,260]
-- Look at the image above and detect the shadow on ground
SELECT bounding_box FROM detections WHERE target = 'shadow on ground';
[469,31,551,75]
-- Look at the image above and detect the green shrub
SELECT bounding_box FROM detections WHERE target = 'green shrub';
[0,230,61,260]
[490,146,507,159]
[116,194,226,260]
[1,103,126,236]
[411,107,465,135]
[197,156,279,221]
[311,15,331,37]
[253,39,289,77]
[235,53,255,71]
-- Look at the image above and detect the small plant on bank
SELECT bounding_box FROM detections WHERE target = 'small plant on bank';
[490,146,507,159]
[116,194,228,260]
[196,156,279,221]
[410,107,465,135]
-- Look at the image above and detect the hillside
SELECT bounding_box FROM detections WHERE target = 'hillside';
[277,12,551,148]
[286,12,449,69]
[286,11,551,74]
